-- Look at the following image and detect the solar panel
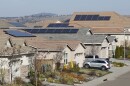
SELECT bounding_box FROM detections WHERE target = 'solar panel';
[86,15,93,20]
[104,16,111,20]
[39,29,47,33]
[55,29,63,33]
[46,29,55,33]
[91,15,99,20]
[98,16,105,20]
[22,29,79,34]
[47,23,71,27]
[9,22,26,27]
[62,29,71,33]
[80,15,87,20]
[5,30,35,37]
[70,29,79,33]
[74,15,111,21]
[74,15,81,21]
[47,24,55,27]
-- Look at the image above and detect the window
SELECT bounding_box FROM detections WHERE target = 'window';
[64,53,68,64]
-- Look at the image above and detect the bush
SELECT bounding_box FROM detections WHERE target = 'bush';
[127,55,130,59]
[30,78,42,86]
[63,63,80,72]
[14,77,25,85]
[112,62,126,67]
[47,77,54,83]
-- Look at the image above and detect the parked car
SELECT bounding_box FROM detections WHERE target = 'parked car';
[83,59,110,70]
[85,55,110,62]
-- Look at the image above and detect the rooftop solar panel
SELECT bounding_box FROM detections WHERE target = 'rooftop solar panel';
[70,29,79,33]
[74,15,111,21]
[74,15,81,21]
[47,23,71,27]
[5,30,35,37]
[9,22,26,27]
[98,16,105,20]
[55,29,63,33]
[62,29,71,33]
[104,16,111,20]
[80,15,87,20]
[22,28,79,34]
[86,15,93,20]
[91,15,99,20]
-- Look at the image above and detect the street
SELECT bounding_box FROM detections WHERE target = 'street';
[97,71,130,86]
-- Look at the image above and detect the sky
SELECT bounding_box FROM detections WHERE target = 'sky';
[0,0,130,17]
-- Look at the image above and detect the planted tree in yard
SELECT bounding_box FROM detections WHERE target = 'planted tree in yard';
[53,46,64,70]
[115,46,120,58]
[115,46,124,59]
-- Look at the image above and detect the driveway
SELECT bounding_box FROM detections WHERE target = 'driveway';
[97,71,130,86]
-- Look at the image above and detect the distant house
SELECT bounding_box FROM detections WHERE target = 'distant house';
[68,11,130,47]
[0,37,34,83]
[69,12,130,28]
[31,27,110,59]
[92,27,130,46]
[82,35,110,58]
[9,22,26,29]
[26,40,86,70]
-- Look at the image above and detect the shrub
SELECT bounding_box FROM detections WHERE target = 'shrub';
[63,63,80,72]
[127,55,130,59]
[47,77,54,83]
[112,62,126,67]
[14,77,25,85]
[30,78,42,86]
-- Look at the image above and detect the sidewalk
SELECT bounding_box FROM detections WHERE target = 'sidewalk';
[45,58,130,86]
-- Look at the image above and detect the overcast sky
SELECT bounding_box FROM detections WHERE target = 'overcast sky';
[0,0,129,17]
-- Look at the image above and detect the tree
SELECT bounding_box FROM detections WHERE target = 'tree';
[53,46,64,70]
[115,46,120,58]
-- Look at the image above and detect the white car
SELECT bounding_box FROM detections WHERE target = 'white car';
[83,59,110,70]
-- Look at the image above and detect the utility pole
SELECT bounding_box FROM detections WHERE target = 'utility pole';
[124,29,126,60]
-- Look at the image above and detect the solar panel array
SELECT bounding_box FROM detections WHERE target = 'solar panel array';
[74,15,111,21]
[47,23,73,27]
[4,30,35,37]
[9,22,26,27]
[22,29,79,34]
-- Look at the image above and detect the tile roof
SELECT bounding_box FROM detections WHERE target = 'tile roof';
[26,40,83,51]
[107,36,117,43]
[0,37,34,57]
[69,11,128,28]
[91,27,124,34]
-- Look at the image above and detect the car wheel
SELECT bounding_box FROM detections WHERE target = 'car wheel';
[101,66,106,70]
[84,64,90,68]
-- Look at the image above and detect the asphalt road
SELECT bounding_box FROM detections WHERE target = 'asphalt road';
[97,71,130,86]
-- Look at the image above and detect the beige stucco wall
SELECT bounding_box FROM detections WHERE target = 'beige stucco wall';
[73,44,85,67]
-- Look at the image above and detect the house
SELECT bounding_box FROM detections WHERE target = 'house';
[69,12,130,28]
[29,27,110,59]
[68,11,130,47]
[0,37,34,83]
[82,35,110,58]
[92,27,130,46]
[26,40,86,70]
[0,20,26,29]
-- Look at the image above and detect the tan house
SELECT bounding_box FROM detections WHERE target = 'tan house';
[26,40,86,70]
[0,37,34,83]
[69,11,130,28]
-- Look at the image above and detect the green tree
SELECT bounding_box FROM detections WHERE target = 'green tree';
[115,46,120,58]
